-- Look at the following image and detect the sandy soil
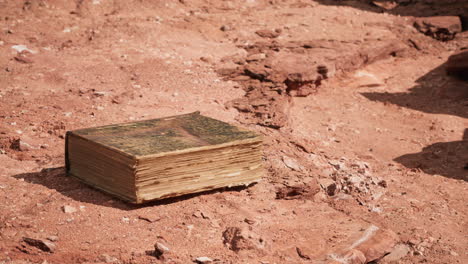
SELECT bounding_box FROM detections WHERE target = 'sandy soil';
[0,1,467,264]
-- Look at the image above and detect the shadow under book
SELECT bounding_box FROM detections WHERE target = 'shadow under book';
[65,112,263,204]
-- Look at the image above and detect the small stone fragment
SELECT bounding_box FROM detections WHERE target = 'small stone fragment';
[62,205,77,214]
[318,178,337,196]
[100,254,119,263]
[137,214,160,223]
[14,52,34,64]
[244,218,256,225]
[282,156,303,171]
[382,244,410,262]
[10,138,34,151]
[222,227,264,251]
[47,236,59,242]
[220,25,231,31]
[276,181,320,200]
[11,44,35,53]
[372,1,398,10]
[22,237,56,253]
[195,256,213,263]
[200,56,212,63]
[154,242,170,258]
[255,29,281,38]
[246,53,266,62]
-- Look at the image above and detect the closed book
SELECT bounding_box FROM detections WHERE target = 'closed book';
[65,112,263,203]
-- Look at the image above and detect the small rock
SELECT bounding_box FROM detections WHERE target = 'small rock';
[14,52,34,64]
[154,242,170,258]
[11,44,35,53]
[414,16,462,41]
[137,214,160,223]
[450,250,459,256]
[62,205,77,214]
[22,237,56,253]
[381,243,410,262]
[100,254,119,263]
[10,138,34,151]
[318,178,337,196]
[246,53,266,62]
[372,1,398,10]
[47,236,59,242]
[216,66,239,76]
[329,159,346,170]
[255,29,281,38]
[195,256,213,263]
[220,25,231,31]
[193,210,203,218]
[282,156,303,171]
[93,91,107,96]
[200,56,213,63]
[276,181,320,200]
[222,227,264,251]
[244,218,256,225]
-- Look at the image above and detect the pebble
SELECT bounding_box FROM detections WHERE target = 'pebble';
[10,138,34,151]
[94,91,107,96]
[137,214,160,223]
[328,159,346,170]
[244,218,256,225]
[11,44,36,54]
[318,178,337,196]
[246,53,266,62]
[282,156,303,171]
[154,242,170,258]
[100,254,119,263]
[62,205,77,214]
[195,256,213,263]
[200,56,212,63]
[47,236,59,242]
[22,237,56,253]
[220,25,231,31]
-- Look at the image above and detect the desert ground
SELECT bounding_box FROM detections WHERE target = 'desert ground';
[0,0,467,263]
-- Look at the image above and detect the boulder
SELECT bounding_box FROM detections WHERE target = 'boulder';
[414,16,462,41]
[446,50,468,81]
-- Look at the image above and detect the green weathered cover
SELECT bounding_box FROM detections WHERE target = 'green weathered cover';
[70,112,259,156]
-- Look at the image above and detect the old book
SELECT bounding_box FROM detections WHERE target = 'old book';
[65,112,263,203]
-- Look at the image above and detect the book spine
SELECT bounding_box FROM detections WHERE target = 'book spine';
[64,131,72,173]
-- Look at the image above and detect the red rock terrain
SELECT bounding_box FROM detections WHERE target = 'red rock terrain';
[0,1,467,264]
